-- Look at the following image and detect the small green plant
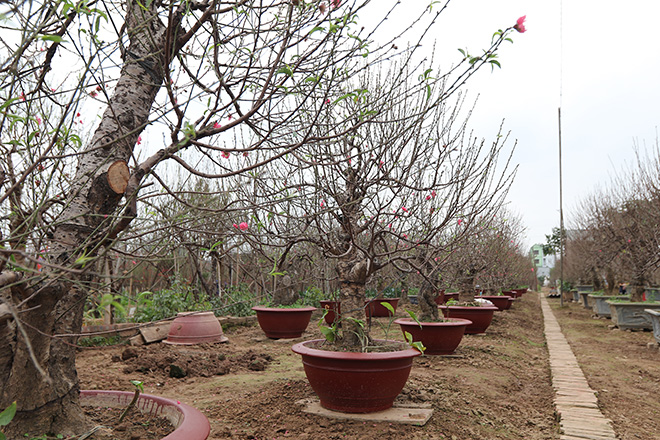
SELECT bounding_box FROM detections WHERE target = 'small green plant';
[317,312,368,349]
[0,401,16,440]
[77,335,125,347]
[83,293,127,323]
[376,301,398,339]
[318,302,425,354]
[299,286,325,306]
[118,380,143,423]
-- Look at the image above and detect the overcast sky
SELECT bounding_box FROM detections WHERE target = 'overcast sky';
[369,0,660,249]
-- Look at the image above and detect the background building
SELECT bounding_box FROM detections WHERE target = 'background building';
[530,244,556,281]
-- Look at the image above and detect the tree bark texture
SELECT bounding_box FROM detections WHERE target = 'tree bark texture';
[1,2,177,435]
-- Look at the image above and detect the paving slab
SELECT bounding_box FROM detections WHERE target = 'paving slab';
[540,294,618,440]
[296,399,433,426]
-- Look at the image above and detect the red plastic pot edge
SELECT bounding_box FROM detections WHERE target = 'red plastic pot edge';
[291,338,421,361]
[251,306,317,313]
[80,390,210,440]
[393,317,473,327]
[438,305,499,311]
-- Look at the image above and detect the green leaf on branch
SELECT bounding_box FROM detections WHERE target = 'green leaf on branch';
[0,401,16,426]
[276,65,294,77]
[130,380,144,393]
[380,301,395,315]
[41,35,65,43]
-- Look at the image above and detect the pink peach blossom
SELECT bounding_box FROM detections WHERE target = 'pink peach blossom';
[214,122,222,129]
[238,222,248,231]
[514,15,526,33]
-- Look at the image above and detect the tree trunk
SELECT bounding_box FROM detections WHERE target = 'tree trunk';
[605,267,616,295]
[418,279,439,322]
[0,2,177,435]
[630,272,645,302]
[336,256,369,348]
[591,267,603,291]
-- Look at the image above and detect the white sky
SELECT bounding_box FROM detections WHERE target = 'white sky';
[57,0,660,251]
[367,0,660,249]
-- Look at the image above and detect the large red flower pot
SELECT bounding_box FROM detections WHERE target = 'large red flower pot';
[291,339,420,413]
[504,297,515,310]
[252,306,316,339]
[394,317,472,355]
[365,298,399,318]
[434,292,459,305]
[80,390,210,440]
[477,295,510,311]
[164,311,228,345]
[438,305,498,334]
[319,300,341,325]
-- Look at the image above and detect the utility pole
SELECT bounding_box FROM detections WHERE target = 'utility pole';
[558,108,564,307]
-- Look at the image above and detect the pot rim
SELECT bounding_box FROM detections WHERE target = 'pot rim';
[291,338,421,360]
[251,305,317,312]
[80,390,210,440]
[394,317,472,327]
[438,305,499,311]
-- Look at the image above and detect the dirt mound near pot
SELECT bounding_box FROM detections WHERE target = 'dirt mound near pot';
[115,343,273,379]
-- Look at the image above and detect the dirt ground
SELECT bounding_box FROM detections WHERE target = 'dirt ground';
[549,296,660,440]
[75,292,660,440]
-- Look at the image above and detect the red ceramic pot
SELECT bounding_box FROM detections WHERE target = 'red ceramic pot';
[319,300,341,325]
[476,295,510,311]
[433,292,459,305]
[438,305,498,334]
[291,339,420,413]
[164,311,228,345]
[252,306,316,339]
[80,390,210,440]
[504,297,515,310]
[365,298,399,318]
[395,317,472,355]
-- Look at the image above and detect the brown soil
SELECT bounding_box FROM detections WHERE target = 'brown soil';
[549,297,660,440]
[74,292,660,439]
[83,406,173,440]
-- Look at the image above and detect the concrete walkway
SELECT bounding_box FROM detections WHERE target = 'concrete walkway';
[539,294,619,440]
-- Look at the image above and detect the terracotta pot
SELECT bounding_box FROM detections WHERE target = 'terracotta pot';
[365,298,399,318]
[80,390,210,440]
[476,295,510,311]
[252,306,316,339]
[438,305,498,334]
[394,317,472,355]
[164,311,228,345]
[433,292,459,305]
[291,339,420,413]
[319,300,341,325]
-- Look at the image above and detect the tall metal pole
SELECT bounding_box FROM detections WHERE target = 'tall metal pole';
[558,108,564,307]
[558,0,565,306]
